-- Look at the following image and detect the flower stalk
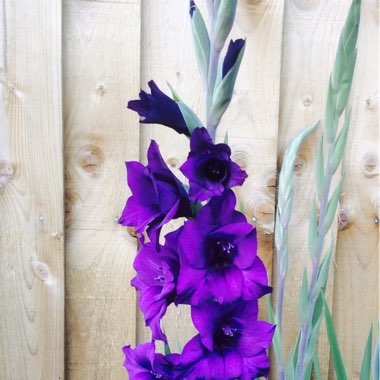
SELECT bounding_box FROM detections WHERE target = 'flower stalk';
[294,0,361,377]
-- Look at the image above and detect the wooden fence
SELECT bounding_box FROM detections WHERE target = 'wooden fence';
[0,0,378,379]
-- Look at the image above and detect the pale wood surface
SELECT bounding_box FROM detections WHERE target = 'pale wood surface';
[0,1,64,379]
[63,0,140,378]
[0,1,378,379]
[331,1,379,378]
[278,0,355,377]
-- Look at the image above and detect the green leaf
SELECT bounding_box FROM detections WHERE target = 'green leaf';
[359,324,373,380]
[324,80,336,144]
[266,296,284,367]
[224,130,229,144]
[209,42,245,126]
[330,110,351,175]
[190,4,210,86]
[317,238,334,292]
[313,349,323,380]
[373,330,379,380]
[266,295,276,324]
[323,176,345,234]
[324,0,360,142]
[177,101,204,134]
[298,269,309,325]
[167,82,203,134]
[286,348,296,380]
[308,198,318,259]
[164,341,171,355]
[167,81,181,102]
[213,0,237,51]
[316,135,325,200]
[305,314,323,369]
[323,294,348,380]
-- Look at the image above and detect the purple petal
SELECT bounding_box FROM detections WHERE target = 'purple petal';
[241,256,272,300]
[233,228,258,269]
[228,160,249,187]
[207,266,243,304]
[189,127,213,152]
[128,80,190,136]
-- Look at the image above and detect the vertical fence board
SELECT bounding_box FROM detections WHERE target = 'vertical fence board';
[0,1,64,379]
[331,1,379,378]
[63,1,140,378]
[226,0,284,312]
[278,0,353,377]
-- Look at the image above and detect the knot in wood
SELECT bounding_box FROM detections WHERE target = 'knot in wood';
[32,260,53,283]
[363,153,378,177]
[77,145,104,175]
[338,209,351,230]
[0,160,14,190]
[293,154,305,174]
[303,96,312,107]
[167,157,179,169]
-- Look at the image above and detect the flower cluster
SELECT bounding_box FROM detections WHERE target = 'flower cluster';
[120,126,274,379]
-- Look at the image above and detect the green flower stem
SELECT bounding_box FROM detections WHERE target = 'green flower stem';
[295,148,334,378]
[273,121,318,380]
[206,45,221,141]
[294,0,360,376]
[206,2,221,142]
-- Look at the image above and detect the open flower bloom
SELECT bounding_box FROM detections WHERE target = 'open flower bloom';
[176,190,271,305]
[175,300,275,379]
[123,342,178,379]
[131,230,181,342]
[128,80,190,136]
[180,128,247,202]
[119,140,192,247]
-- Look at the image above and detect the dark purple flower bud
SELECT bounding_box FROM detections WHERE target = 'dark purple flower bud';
[119,140,192,248]
[222,39,246,78]
[175,300,275,379]
[131,230,181,342]
[128,80,190,136]
[180,127,247,202]
[123,342,177,379]
[176,191,271,305]
[189,0,196,17]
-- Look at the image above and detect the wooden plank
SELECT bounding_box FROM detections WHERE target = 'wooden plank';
[137,0,284,352]
[227,0,284,302]
[331,1,379,378]
[0,1,64,379]
[63,1,140,378]
[278,0,354,377]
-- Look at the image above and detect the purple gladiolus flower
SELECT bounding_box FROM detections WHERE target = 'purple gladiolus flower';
[123,342,177,379]
[131,230,180,342]
[222,39,246,78]
[180,127,247,202]
[176,190,271,305]
[128,80,190,136]
[119,140,192,247]
[175,300,275,379]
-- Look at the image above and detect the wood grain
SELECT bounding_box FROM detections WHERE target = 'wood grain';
[278,0,354,377]
[63,1,140,378]
[0,1,64,379]
[331,1,379,378]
